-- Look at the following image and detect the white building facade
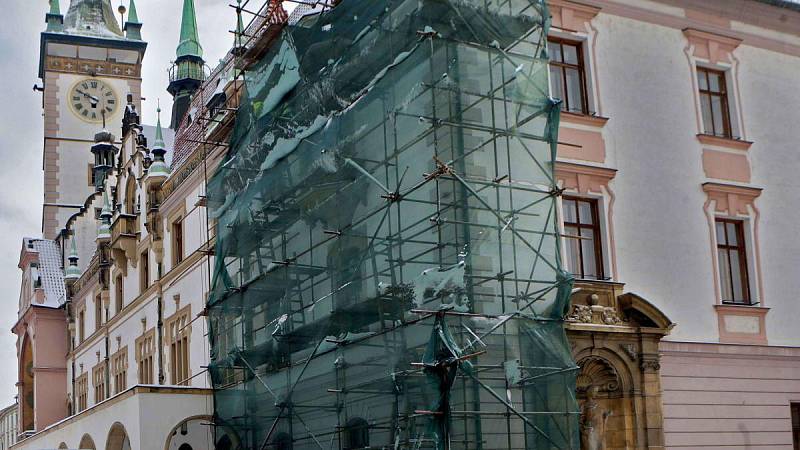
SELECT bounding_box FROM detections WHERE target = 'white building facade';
[0,404,18,450]
[547,0,800,447]
[8,0,800,449]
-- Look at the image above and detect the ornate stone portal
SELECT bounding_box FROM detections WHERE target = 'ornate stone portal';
[567,281,674,450]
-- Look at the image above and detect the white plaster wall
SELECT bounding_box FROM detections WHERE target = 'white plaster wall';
[734,45,800,346]
[593,14,719,342]
[10,391,211,450]
[587,12,800,346]
[161,257,212,389]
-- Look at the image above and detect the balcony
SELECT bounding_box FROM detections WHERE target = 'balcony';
[110,214,138,268]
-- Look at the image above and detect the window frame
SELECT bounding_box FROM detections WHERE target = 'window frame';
[715,218,751,304]
[92,361,107,404]
[75,373,88,412]
[697,66,733,139]
[343,417,370,450]
[792,403,800,450]
[136,329,156,385]
[165,306,191,386]
[561,195,605,280]
[111,347,128,395]
[172,218,185,267]
[115,274,124,315]
[94,293,103,331]
[548,36,590,115]
[140,250,149,294]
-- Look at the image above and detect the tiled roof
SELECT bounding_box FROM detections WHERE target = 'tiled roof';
[24,238,67,308]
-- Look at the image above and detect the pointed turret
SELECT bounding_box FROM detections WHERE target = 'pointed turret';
[91,129,118,191]
[168,0,205,129]
[146,106,170,188]
[97,192,113,242]
[63,0,123,38]
[46,0,65,32]
[123,0,142,40]
[232,0,246,56]
[64,236,82,283]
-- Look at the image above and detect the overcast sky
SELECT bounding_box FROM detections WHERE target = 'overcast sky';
[0,0,241,407]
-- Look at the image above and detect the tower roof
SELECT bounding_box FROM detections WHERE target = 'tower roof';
[127,0,140,24]
[153,107,166,150]
[177,0,203,60]
[64,0,123,38]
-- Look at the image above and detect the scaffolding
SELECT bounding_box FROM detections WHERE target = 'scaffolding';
[205,0,580,448]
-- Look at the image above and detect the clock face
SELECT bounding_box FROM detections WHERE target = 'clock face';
[69,78,119,123]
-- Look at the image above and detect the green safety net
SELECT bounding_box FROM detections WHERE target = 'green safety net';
[206,0,579,448]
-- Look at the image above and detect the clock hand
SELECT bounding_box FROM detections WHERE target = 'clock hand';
[76,89,100,105]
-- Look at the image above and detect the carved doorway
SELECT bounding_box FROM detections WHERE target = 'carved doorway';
[567,281,674,450]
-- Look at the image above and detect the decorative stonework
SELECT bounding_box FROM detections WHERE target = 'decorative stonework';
[45,56,141,79]
[567,280,674,450]
[549,0,601,33]
[702,182,762,216]
[555,162,616,196]
[683,29,742,65]
[577,357,620,393]
[715,304,769,345]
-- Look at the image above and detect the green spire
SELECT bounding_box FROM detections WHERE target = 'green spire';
[233,0,245,53]
[154,106,165,149]
[127,0,139,23]
[123,0,142,40]
[65,235,81,281]
[148,104,170,182]
[177,0,203,59]
[46,0,64,32]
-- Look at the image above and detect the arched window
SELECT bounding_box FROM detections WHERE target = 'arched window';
[79,434,97,450]
[343,418,369,450]
[215,435,232,450]
[271,432,292,450]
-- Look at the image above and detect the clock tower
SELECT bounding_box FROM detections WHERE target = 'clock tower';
[39,0,146,239]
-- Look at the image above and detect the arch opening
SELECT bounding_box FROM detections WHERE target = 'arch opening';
[79,433,97,450]
[105,422,131,450]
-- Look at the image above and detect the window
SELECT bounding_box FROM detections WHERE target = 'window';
[88,163,96,187]
[75,373,88,412]
[697,67,732,138]
[172,219,184,267]
[95,294,103,331]
[78,308,86,343]
[115,274,124,315]
[716,219,750,304]
[548,37,589,114]
[562,196,604,280]
[92,362,106,404]
[140,250,149,293]
[792,403,800,450]
[166,307,191,385]
[343,418,369,450]
[271,433,292,450]
[111,347,128,395]
[136,329,156,385]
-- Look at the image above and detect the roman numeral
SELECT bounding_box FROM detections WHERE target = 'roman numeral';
[91,112,97,119]
[106,107,113,113]
[75,103,83,111]
[82,83,88,90]
[108,99,116,104]
[105,92,113,97]
[91,81,98,89]
[73,96,80,101]
[82,110,89,117]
